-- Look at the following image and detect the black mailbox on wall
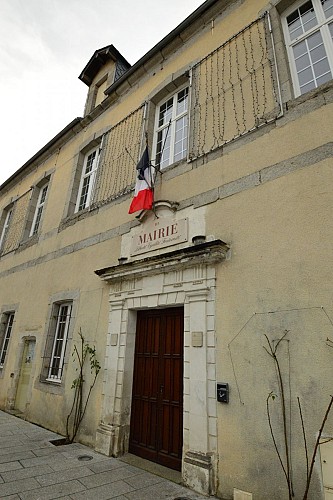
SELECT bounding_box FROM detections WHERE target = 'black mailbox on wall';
[217,383,229,403]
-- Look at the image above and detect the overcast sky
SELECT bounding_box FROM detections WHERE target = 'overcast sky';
[0,0,203,186]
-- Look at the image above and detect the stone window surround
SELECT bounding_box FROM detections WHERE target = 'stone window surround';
[266,0,333,103]
[0,303,19,379]
[37,290,79,395]
[0,204,14,252]
[94,239,229,496]
[62,125,112,222]
[21,168,55,244]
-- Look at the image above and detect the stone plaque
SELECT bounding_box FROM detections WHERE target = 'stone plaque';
[131,218,188,256]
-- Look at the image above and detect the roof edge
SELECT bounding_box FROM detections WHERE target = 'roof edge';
[105,0,219,96]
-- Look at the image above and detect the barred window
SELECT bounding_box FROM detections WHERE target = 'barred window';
[282,0,333,95]
[46,303,72,382]
[0,313,15,368]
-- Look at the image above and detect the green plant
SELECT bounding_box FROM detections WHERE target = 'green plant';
[66,329,101,443]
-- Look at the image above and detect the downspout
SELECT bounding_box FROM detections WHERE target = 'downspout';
[267,11,284,118]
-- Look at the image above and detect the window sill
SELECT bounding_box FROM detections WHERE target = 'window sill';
[36,376,65,395]
[286,80,333,111]
[45,378,62,384]
[59,205,98,232]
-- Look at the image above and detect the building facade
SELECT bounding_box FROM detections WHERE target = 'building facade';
[0,0,333,498]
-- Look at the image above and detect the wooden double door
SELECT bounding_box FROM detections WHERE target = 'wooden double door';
[129,307,184,471]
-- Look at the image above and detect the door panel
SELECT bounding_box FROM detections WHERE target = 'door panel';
[129,307,184,470]
[15,339,35,413]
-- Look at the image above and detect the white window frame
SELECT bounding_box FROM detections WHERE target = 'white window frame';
[75,146,100,212]
[282,0,333,96]
[152,85,189,169]
[46,302,72,382]
[0,313,14,368]
[0,208,13,251]
[30,182,49,236]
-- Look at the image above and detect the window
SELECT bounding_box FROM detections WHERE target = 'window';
[282,0,333,96]
[153,87,189,169]
[75,146,100,212]
[0,313,14,368]
[30,182,49,236]
[46,302,72,382]
[94,78,108,108]
[0,207,13,251]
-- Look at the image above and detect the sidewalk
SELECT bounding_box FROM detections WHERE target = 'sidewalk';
[0,410,214,499]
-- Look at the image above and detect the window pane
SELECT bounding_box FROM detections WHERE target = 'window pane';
[329,22,333,40]
[316,71,332,85]
[293,30,331,93]
[313,57,331,78]
[159,98,173,127]
[85,151,96,174]
[176,88,189,115]
[174,116,188,162]
[157,129,171,168]
[48,304,71,381]
[295,52,311,71]
[78,177,90,210]
[322,0,333,19]
[32,206,43,235]
[0,314,14,366]
[307,30,323,50]
[287,1,317,41]
[298,65,314,86]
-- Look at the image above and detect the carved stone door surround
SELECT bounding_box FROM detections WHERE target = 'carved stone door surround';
[95,239,229,496]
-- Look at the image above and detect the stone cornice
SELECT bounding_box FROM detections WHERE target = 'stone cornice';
[95,239,229,283]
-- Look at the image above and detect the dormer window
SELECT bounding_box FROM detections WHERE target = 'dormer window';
[94,77,108,108]
[78,45,131,117]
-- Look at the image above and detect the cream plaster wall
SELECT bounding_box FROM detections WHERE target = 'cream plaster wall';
[0,0,332,498]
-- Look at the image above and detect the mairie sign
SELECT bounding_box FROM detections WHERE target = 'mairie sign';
[131,218,188,256]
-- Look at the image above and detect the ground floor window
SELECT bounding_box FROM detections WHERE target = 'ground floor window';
[0,312,15,368]
[46,302,72,382]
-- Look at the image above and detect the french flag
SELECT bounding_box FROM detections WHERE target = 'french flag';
[128,146,153,214]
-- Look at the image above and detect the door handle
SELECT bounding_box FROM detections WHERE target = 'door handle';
[160,385,164,394]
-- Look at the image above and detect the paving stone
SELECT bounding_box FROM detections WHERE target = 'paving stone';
[31,446,64,457]
[123,471,165,489]
[124,480,186,500]
[0,462,23,473]
[50,458,100,472]
[1,465,54,482]
[71,479,135,500]
[0,437,25,448]
[19,455,67,468]
[78,465,141,488]
[86,458,125,474]
[35,465,94,487]
[0,411,212,500]
[0,477,40,496]
[0,451,35,464]
[0,443,51,456]
[19,479,86,500]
